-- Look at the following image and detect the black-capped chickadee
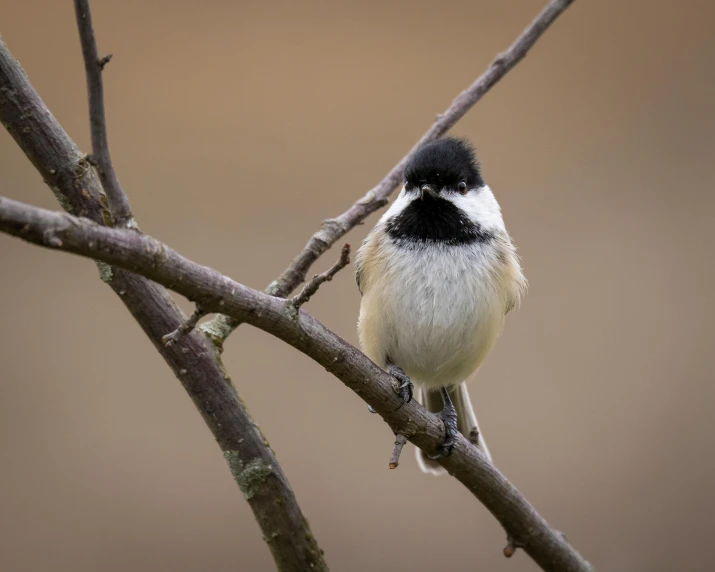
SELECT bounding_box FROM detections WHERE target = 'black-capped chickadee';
[356,138,526,474]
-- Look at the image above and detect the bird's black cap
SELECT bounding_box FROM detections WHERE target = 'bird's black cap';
[404,137,483,190]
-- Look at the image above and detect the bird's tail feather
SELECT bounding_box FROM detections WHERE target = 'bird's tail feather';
[416,383,492,475]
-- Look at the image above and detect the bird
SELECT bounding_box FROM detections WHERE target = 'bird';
[355,137,526,474]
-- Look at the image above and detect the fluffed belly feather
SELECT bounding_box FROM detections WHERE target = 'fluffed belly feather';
[358,244,506,389]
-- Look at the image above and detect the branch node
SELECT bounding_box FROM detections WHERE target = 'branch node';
[493,51,509,66]
[290,244,351,310]
[162,305,207,347]
[504,534,526,558]
[97,53,113,70]
[388,433,408,469]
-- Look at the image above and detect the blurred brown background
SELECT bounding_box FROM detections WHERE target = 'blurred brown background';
[1,1,714,570]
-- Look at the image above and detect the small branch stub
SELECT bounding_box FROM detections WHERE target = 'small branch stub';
[290,244,350,309]
[504,534,525,558]
[97,53,112,70]
[162,305,206,347]
[389,433,408,469]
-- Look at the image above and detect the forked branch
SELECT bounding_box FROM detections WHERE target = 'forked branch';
[162,305,208,346]
[0,197,592,572]
[0,0,583,569]
[74,0,134,227]
[290,244,351,309]
[202,0,577,344]
[0,25,328,572]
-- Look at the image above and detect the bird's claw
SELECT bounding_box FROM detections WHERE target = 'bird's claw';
[387,364,413,410]
[428,386,458,460]
[366,363,413,414]
[428,433,457,460]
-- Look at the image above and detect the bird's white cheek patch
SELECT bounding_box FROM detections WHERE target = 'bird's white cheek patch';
[450,185,506,233]
[378,187,412,224]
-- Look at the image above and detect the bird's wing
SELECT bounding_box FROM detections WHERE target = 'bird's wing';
[354,231,384,296]
[505,298,516,314]
[355,238,367,295]
[500,241,527,315]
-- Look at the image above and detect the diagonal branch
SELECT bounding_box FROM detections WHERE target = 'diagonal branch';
[202,0,577,345]
[0,196,593,572]
[73,0,135,228]
[0,36,328,572]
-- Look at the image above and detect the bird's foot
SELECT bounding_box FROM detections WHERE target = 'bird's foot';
[387,363,413,410]
[366,362,413,414]
[428,386,458,460]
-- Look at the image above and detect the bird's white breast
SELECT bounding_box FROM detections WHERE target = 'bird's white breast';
[358,238,507,389]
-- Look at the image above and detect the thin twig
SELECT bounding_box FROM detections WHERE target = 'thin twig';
[0,196,592,572]
[162,305,207,347]
[201,0,576,345]
[73,0,134,228]
[389,433,408,469]
[290,244,350,309]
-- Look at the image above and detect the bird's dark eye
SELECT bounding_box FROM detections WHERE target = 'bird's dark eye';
[458,181,468,194]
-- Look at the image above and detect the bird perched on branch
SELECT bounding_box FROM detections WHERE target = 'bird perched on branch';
[355,137,526,473]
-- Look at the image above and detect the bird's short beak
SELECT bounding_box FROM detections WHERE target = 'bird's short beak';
[419,184,438,200]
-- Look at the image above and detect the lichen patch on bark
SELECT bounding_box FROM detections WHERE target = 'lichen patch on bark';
[223,451,273,501]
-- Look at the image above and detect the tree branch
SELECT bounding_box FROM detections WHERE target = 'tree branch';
[201,0,576,345]
[0,36,328,572]
[0,196,593,572]
[290,244,351,310]
[73,0,135,228]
